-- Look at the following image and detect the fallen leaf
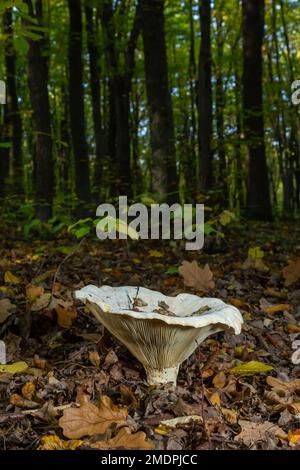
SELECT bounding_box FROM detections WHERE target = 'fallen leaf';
[56,305,77,328]
[59,395,127,439]
[157,415,203,432]
[210,391,221,407]
[282,258,300,286]
[230,361,273,376]
[213,371,226,388]
[262,303,293,315]
[89,351,100,367]
[234,420,287,446]
[220,407,238,424]
[9,393,39,409]
[179,261,215,292]
[266,376,300,393]
[149,250,163,258]
[26,285,44,302]
[38,435,83,450]
[291,348,300,365]
[91,427,154,450]
[30,293,51,311]
[0,298,17,323]
[288,429,300,446]
[0,361,28,374]
[22,382,36,400]
[4,271,21,284]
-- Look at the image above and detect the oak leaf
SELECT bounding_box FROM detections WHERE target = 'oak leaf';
[179,260,215,292]
[91,427,154,450]
[59,395,128,439]
[234,420,287,446]
[282,258,300,286]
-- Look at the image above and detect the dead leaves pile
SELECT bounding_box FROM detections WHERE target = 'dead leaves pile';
[39,394,154,450]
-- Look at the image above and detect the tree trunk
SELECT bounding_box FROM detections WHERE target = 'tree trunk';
[85,6,104,197]
[100,0,141,197]
[141,0,178,202]
[198,0,213,193]
[3,8,23,193]
[215,3,227,204]
[68,0,90,210]
[0,106,10,198]
[25,0,53,220]
[242,0,272,219]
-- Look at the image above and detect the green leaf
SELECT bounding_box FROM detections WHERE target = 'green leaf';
[13,36,29,54]
[74,227,90,238]
[165,266,178,275]
[0,361,28,374]
[219,210,235,226]
[230,361,273,376]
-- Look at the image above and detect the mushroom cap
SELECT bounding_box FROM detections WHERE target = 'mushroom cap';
[75,285,243,373]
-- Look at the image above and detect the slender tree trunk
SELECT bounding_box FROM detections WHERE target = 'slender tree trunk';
[141,0,178,202]
[198,0,213,193]
[85,6,104,197]
[100,0,141,197]
[242,0,272,219]
[215,4,227,204]
[67,0,90,210]
[0,106,10,198]
[25,0,53,220]
[3,8,23,193]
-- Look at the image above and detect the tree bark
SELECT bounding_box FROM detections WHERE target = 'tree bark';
[68,0,90,210]
[3,8,23,193]
[85,6,104,197]
[141,0,178,202]
[242,0,272,219]
[198,0,213,193]
[25,0,53,220]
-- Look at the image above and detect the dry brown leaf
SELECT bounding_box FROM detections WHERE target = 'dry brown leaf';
[21,382,36,400]
[263,303,293,315]
[179,260,215,292]
[213,371,227,389]
[89,351,100,367]
[234,420,287,446]
[0,298,16,323]
[59,395,128,439]
[91,427,154,450]
[220,407,238,424]
[282,258,300,286]
[38,435,83,450]
[26,285,44,302]
[291,348,300,365]
[266,376,300,393]
[209,391,221,407]
[56,305,77,328]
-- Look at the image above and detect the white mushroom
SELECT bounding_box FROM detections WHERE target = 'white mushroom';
[75,285,243,387]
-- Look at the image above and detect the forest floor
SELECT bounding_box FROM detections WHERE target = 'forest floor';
[0,221,300,450]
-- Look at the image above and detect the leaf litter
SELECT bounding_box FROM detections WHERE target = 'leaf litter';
[0,222,300,450]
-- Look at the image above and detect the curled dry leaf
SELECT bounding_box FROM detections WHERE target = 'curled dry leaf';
[266,376,300,394]
[21,382,36,400]
[179,260,215,292]
[291,348,300,365]
[38,435,83,450]
[213,371,227,389]
[234,420,287,446]
[59,395,128,439]
[91,427,154,450]
[282,258,300,287]
[156,415,203,435]
[220,407,238,424]
[0,298,16,324]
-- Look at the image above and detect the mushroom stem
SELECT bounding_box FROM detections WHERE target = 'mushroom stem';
[144,365,179,387]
